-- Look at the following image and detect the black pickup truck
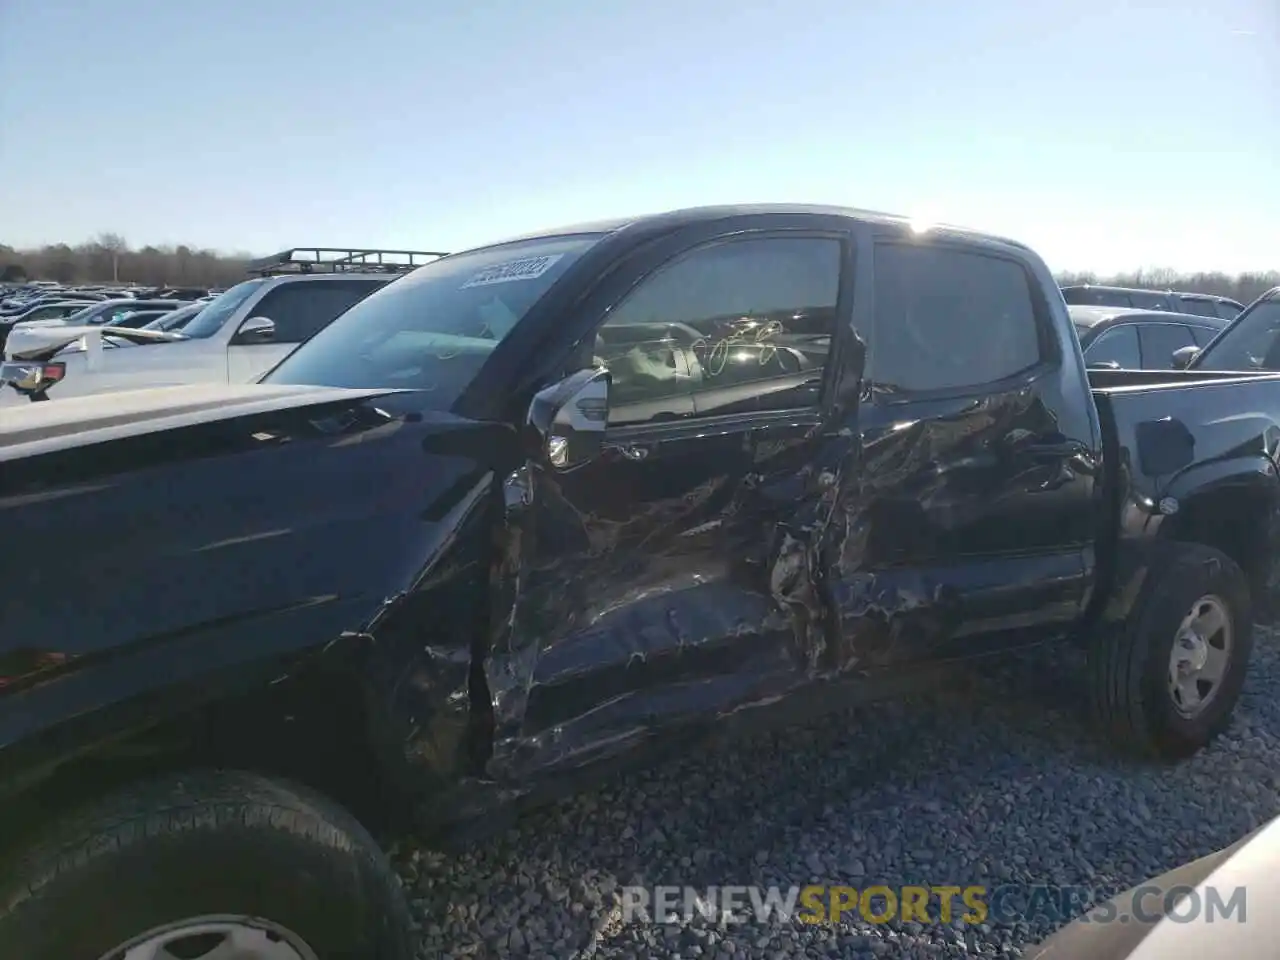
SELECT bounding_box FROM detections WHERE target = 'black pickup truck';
[2,205,1280,959]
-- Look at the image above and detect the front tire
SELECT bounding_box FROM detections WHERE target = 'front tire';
[0,770,414,960]
[1090,543,1253,759]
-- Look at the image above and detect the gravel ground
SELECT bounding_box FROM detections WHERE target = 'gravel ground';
[395,627,1280,959]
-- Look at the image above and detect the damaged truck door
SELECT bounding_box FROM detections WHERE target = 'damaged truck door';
[484,217,1106,786]
[488,222,863,781]
[837,234,1100,664]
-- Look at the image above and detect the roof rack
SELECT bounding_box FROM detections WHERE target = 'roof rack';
[246,247,449,277]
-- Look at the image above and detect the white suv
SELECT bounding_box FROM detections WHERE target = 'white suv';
[2,274,389,403]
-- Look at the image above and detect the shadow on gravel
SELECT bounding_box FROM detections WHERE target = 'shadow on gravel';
[400,631,1280,958]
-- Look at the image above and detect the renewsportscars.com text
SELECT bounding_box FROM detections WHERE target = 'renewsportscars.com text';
[620,883,1247,927]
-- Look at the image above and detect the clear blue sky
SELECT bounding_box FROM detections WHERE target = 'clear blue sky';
[1,0,1275,273]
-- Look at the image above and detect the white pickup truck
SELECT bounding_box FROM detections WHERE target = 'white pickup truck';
[0,248,445,404]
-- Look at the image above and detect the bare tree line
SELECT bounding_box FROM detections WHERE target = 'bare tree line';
[3,234,1278,303]
[0,234,250,289]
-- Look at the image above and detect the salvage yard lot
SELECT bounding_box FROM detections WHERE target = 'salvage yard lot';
[399,630,1280,959]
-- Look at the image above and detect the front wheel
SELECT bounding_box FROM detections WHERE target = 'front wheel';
[1089,543,1253,760]
[0,770,415,960]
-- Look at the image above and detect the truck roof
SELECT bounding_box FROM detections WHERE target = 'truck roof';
[1068,304,1228,330]
[473,203,1037,255]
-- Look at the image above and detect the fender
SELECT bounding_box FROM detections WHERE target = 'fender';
[1101,456,1280,627]
[1160,456,1280,620]
[0,386,509,819]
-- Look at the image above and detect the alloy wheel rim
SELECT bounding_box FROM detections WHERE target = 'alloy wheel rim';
[96,915,319,960]
[1167,594,1232,719]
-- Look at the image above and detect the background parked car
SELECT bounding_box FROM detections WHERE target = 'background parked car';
[1062,284,1243,320]
[2,298,183,356]
[4,301,97,326]
[1176,286,1280,370]
[1,246,447,400]
[1070,305,1225,370]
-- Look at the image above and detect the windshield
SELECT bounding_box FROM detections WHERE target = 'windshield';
[1193,295,1280,370]
[265,235,601,407]
[179,278,266,339]
[142,305,201,331]
[63,303,105,323]
[106,310,162,329]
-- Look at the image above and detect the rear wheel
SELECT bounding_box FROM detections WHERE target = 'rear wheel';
[1089,543,1252,759]
[0,770,414,960]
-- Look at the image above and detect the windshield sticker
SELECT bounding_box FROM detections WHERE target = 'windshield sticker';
[460,253,563,289]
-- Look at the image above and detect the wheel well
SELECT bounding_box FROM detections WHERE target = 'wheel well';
[0,670,410,858]
[1169,484,1273,608]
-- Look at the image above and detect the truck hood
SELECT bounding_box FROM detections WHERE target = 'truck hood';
[0,381,416,461]
[0,386,512,746]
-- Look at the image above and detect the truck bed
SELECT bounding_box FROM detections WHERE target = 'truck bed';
[1090,367,1280,485]
[1088,367,1280,392]
[1088,365,1280,623]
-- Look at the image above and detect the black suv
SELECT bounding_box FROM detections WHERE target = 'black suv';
[1061,284,1244,321]
[1069,305,1226,370]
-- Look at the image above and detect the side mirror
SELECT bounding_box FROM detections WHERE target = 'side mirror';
[527,367,611,471]
[235,316,275,344]
[1086,359,1121,371]
[1171,345,1199,370]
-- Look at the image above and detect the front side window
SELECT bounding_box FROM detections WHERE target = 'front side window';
[1083,325,1141,368]
[1137,323,1198,368]
[1128,290,1176,312]
[869,244,1042,393]
[1193,298,1280,370]
[594,236,841,426]
[238,279,386,344]
[1175,298,1219,319]
[266,235,600,408]
[180,279,268,339]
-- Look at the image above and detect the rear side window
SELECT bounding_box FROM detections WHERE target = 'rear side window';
[1062,287,1129,308]
[1137,323,1197,368]
[1176,298,1220,319]
[1216,301,1241,321]
[869,244,1041,393]
[1083,325,1141,368]
[1128,290,1176,311]
[241,279,385,344]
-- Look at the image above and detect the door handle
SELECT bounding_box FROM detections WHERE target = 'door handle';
[1018,442,1085,491]
[608,442,650,461]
